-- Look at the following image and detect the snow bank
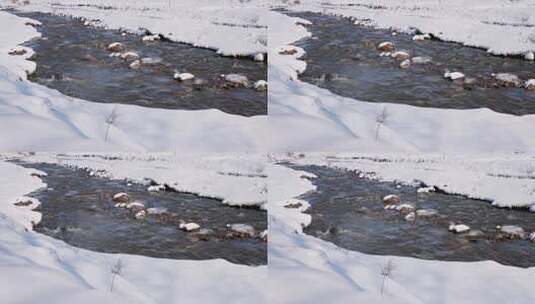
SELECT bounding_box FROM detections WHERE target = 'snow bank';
[0,158,267,304]
[268,158,535,303]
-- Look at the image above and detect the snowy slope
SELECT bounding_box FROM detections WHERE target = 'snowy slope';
[268,155,535,304]
[0,157,268,304]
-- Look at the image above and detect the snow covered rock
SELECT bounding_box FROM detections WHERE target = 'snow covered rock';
[392,51,410,60]
[146,207,168,215]
[412,33,431,41]
[120,51,140,60]
[142,34,161,42]
[147,184,166,192]
[377,41,395,51]
[404,212,416,221]
[493,73,521,87]
[260,230,268,242]
[227,223,256,237]
[379,51,391,57]
[223,74,249,87]
[108,52,122,58]
[126,201,145,212]
[174,72,195,81]
[107,42,124,52]
[449,223,470,233]
[134,210,147,220]
[396,203,415,213]
[254,53,265,62]
[112,192,129,203]
[399,59,411,69]
[411,56,432,64]
[530,232,535,242]
[383,194,401,205]
[254,80,267,91]
[141,57,162,64]
[444,71,465,80]
[417,186,435,193]
[525,52,534,61]
[129,60,141,69]
[524,79,535,91]
[499,225,525,239]
[416,208,438,217]
[179,222,201,232]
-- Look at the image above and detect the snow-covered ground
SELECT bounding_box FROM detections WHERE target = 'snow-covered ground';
[267,1,535,153]
[0,153,267,304]
[0,1,267,152]
[268,153,535,304]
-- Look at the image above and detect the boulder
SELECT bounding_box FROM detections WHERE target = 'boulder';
[524,79,535,91]
[444,71,465,80]
[396,203,415,213]
[493,73,521,87]
[174,72,195,81]
[120,51,140,60]
[107,42,124,52]
[411,56,432,64]
[449,223,470,233]
[254,53,265,62]
[142,34,161,42]
[377,41,395,51]
[179,222,201,231]
[404,212,416,221]
[129,60,141,69]
[223,74,249,87]
[227,223,256,237]
[391,51,410,60]
[383,194,401,205]
[399,59,411,69]
[530,232,535,242]
[254,80,268,91]
[126,201,145,212]
[112,192,129,203]
[499,225,525,239]
[416,208,438,217]
[134,210,147,220]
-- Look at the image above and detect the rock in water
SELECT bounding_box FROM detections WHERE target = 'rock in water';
[174,72,195,81]
[444,71,465,80]
[383,194,401,205]
[112,192,129,203]
[254,53,265,62]
[223,74,249,87]
[129,60,141,69]
[525,52,535,61]
[392,51,410,60]
[499,225,525,239]
[524,79,535,91]
[377,41,395,51]
[254,80,268,91]
[120,51,140,60]
[411,56,432,64]
[134,210,147,220]
[179,222,201,231]
[416,209,438,217]
[142,34,161,42]
[227,223,256,237]
[494,73,521,87]
[399,59,411,69]
[404,212,416,221]
[449,223,470,233]
[107,42,124,52]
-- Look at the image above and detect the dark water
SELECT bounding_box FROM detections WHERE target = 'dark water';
[17,162,267,266]
[291,164,535,268]
[289,12,535,116]
[15,11,266,117]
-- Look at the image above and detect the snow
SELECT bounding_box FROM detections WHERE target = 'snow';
[0,157,267,304]
[269,158,535,303]
[526,79,535,90]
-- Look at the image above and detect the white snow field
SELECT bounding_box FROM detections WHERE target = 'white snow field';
[0,1,268,152]
[0,153,267,304]
[267,1,535,153]
[268,153,535,304]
